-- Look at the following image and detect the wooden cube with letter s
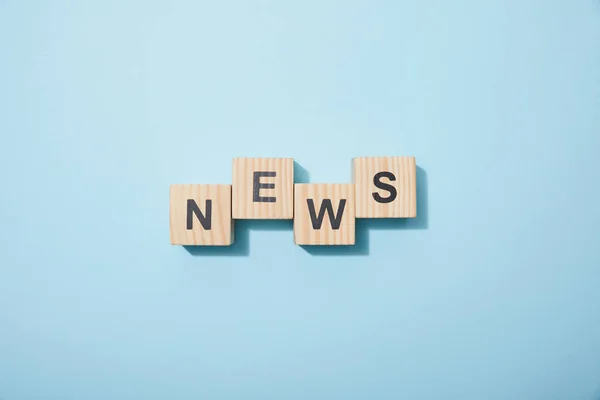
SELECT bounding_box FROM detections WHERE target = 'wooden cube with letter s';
[352,156,417,218]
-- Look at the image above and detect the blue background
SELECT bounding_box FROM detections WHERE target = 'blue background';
[1,1,599,399]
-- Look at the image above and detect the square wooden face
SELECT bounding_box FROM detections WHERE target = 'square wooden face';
[353,156,416,218]
[293,184,355,245]
[169,184,234,246]
[232,158,294,219]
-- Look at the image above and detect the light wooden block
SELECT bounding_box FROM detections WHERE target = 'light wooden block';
[294,184,355,245]
[169,184,234,246]
[352,156,416,218]
[232,157,294,219]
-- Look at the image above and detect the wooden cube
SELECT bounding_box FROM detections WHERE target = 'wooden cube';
[169,184,234,246]
[232,158,294,219]
[352,156,416,218]
[294,184,355,245]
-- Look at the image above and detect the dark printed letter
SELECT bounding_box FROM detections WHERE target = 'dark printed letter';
[372,171,397,204]
[306,199,347,230]
[253,171,276,203]
[187,199,212,230]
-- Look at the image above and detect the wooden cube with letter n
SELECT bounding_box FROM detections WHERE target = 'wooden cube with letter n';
[353,156,416,218]
[232,157,294,219]
[169,184,234,245]
[294,184,355,245]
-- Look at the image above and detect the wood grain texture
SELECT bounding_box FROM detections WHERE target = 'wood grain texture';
[232,157,294,219]
[352,156,416,218]
[169,184,234,246]
[294,184,355,245]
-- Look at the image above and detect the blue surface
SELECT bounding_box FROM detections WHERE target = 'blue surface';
[1,1,600,399]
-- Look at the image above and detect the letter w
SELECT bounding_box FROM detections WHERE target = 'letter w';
[306,199,346,230]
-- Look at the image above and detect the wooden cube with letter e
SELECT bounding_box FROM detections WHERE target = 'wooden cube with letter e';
[352,156,416,218]
[169,184,234,245]
[232,157,294,219]
[294,183,355,245]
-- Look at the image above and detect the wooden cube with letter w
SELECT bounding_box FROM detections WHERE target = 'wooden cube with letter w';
[293,184,355,245]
